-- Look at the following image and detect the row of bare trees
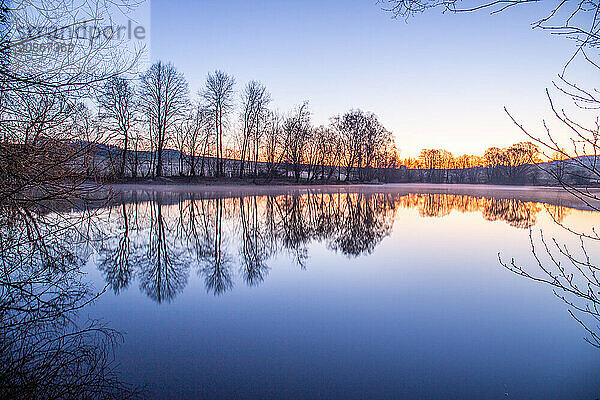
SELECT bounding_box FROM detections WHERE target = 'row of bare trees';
[92,63,400,182]
[398,142,541,183]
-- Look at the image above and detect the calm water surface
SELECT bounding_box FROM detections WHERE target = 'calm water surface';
[78,185,600,399]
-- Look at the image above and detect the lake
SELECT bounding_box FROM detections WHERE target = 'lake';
[75,184,600,399]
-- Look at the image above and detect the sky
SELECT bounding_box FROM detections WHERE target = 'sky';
[144,0,586,158]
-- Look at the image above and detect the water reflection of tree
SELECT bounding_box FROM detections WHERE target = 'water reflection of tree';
[200,198,234,295]
[330,193,395,257]
[98,202,133,293]
[481,198,540,229]
[545,204,570,224]
[271,194,310,268]
[0,208,138,399]
[239,195,270,286]
[95,190,402,299]
[400,193,547,229]
[419,193,453,217]
[138,193,190,303]
[94,191,572,301]
[178,194,215,267]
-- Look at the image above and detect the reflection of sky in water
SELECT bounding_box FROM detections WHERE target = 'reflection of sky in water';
[82,189,600,399]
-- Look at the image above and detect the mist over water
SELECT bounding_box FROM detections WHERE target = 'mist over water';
[72,186,600,399]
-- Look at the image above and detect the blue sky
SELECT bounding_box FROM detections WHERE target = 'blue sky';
[147,0,582,157]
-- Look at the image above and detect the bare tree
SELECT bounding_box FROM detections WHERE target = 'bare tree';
[311,125,331,180]
[282,102,311,182]
[0,0,142,202]
[263,110,284,177]
[139,61,189,177]
[239,80,271,178]
[174,116,189,176]
[202,70,235,177]
[333,109,364,182]
[128,125,143,178]
[333,110,394,182]
[97,76,136,177]
[317,125,344,181]
[185,104,210,177]
[360,112,393,181]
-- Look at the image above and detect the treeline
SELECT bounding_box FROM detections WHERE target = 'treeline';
[89,62,400,182]
[396,142,575,185]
